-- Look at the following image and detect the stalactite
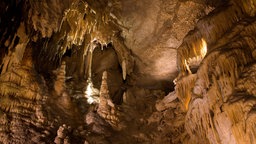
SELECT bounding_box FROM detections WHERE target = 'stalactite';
[2,0,256,143]
[176,0,255,77]
[112,36,134,79]
[61,0,88,48]
[29,0,134,81]
[182,42,255,142]
[174,1,256,143]
[84,41,100,104]
[185,97,220,144]
[175,74,197,110]
[231,0,256,17]
[236,64,256,96]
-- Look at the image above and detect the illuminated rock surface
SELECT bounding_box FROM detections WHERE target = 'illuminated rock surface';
[0,0,256,143]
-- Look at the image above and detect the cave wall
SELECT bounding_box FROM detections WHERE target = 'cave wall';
[119,0,211,90]
[0,0,256,143]
[176,0,256,143]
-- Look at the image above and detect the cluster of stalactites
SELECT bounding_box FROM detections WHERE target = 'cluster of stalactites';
[175,0,256,110]
[177,38,207,75]
[60,1,89,49]
[176,0,256,78]
[173,0,256,143]
[36,0,118,63]
[59,0,115,49]
[34,0,134,81]
[174,37,207,110]
[56,0,91,56]
[184,40,256,144]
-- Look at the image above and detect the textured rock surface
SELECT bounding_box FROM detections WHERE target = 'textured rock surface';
[0,0,256,143]
[176,0,256,143]
[120,0,209,88]
[97,71,122,129]
[0,47,49,143]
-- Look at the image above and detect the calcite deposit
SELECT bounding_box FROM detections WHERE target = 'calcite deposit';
[0,0,256,143]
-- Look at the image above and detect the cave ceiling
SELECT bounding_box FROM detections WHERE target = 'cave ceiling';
[0,0,256,143]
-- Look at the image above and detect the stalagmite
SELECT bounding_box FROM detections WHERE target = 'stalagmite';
[1,0,256,143]
[54,61,66,96]
[54,124,71,144]
[122,60,126,80]
[97,71,121,129]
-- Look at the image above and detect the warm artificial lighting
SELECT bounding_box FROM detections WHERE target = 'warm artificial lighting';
[84,41,100,104]
[85,82,93,96]
[200,38,207,57]
[183,38,208,72]
[84,79,99,104]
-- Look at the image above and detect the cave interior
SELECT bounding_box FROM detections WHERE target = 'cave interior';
[1,0,256,143]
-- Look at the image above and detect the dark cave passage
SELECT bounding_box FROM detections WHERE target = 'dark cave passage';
[91,45,125,105]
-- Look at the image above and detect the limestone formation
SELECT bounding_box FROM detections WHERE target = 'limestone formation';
[97,71,122,130]
[1,0,256,143]
[175,0,256,143]
[54,61,67,96]
[0,47,49,143]
[54,124,71,144]
[155,91,177,111]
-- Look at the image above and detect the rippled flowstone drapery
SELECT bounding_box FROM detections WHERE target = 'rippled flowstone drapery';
[174,0,256,143]
[0,47,49,143]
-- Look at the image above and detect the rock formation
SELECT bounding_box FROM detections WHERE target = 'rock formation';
[0,0,256,143]
[97,71,121,130]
